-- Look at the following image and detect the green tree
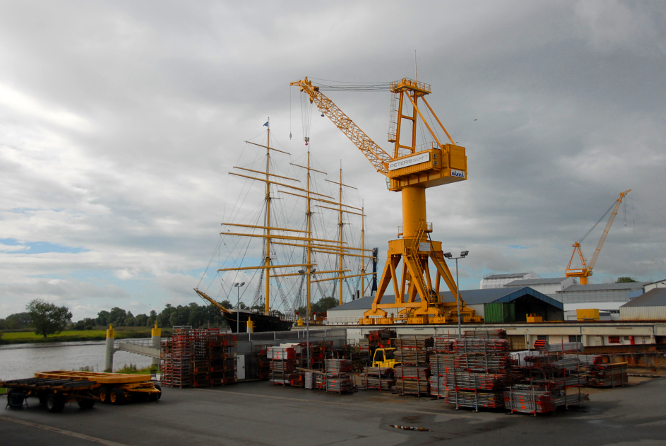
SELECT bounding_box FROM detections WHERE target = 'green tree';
[26,299,72,338]
[616,277,637,283]
[5,312,31,329]
[135,313,148,326]
[97,310,110,326]
[108,307,127,326]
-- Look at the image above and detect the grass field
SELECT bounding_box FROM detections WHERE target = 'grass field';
[0,328,171,344]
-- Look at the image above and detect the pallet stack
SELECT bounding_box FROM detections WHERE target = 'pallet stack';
[587,362,628,388]
[161,326,194,388]
[360,367,395,391]
[507,347,589,414]
[268,346,298,386]
[439,330,513,410]
[208,332,236,386]
[325,359,354,393]
[161,327,237,388]
[394,335,432,396]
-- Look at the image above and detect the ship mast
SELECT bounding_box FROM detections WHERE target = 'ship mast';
[264,121,271,314]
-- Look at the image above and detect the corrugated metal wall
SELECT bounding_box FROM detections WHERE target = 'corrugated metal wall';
[560,290,629,303]
[620,306,666,321]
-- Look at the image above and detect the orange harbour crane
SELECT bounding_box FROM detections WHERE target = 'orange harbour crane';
[566,190,631,285]
[291,77,482,325]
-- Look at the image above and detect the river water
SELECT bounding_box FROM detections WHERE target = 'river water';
[0,340,153,381]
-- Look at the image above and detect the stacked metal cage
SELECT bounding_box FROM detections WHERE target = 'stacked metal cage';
[394,335,432,396]
[325,359,354,393]
[161,327,236,388]
[434,330,513,410]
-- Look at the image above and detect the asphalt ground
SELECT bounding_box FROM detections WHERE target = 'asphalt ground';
[2,377,666,446]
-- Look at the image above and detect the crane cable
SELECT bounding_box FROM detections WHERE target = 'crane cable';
[578,200,616,244]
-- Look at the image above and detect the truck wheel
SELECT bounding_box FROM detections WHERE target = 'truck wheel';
[110,388,126,405]
[99,387,110,404]
[154,384,162,400]
[78,399,96,409]
[38,392,48,406]
[46,393,65,413]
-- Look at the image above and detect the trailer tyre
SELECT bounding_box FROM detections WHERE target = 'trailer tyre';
[99,387,110,404]
[78,399,96,409]
[110,388,126,405]
[46,393,65,413]
[154,384,162,400]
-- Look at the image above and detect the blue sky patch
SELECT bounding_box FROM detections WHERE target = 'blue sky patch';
[0,238,89,254]
[508,245,528,249]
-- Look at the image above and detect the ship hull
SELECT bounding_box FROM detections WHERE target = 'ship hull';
[223,311,294,333]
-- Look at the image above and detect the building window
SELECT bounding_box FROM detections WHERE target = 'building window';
[608,336,621,344]
[569,335,582,343]
[537,335,548,341]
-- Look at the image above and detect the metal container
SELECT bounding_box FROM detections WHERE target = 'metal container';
[484,303,515,323]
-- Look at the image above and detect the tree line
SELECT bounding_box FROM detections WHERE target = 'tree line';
[0,295,342,338]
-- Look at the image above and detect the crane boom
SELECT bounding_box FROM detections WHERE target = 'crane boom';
[565,189,631,284]
[291,78,392,175]
[588,189,631,269]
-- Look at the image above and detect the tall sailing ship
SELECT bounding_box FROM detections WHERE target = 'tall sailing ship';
[195,122,375,332]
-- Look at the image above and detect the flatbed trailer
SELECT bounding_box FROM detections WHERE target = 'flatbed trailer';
[34,371,161,405]
[1,377,98,412]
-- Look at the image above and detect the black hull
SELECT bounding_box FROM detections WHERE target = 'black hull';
[223,311,294,333]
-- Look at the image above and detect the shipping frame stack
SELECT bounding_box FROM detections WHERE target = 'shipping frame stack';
[161,326,194,388]
[506,345,589,415]
[442,330,513,411]
[325,359,354,393]
[361,367,395,391]
[161,327,237,388]
[394,335,432,397]
[209,332,237,386]
[268,346,298,386]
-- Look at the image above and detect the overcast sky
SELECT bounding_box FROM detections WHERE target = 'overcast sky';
[1,1,665,320]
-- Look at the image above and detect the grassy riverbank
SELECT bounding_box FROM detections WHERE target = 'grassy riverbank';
[0,328,173,345]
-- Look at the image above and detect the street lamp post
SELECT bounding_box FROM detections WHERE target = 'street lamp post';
[234,282,245,333]
[444,251,469,338]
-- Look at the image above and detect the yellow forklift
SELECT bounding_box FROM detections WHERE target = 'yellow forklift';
[372,348,400,368]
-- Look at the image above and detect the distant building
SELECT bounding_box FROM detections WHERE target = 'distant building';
[644,279,666,292]
[504,277,576,298]
[480,272,539,289]
[620,288,666,321]
[556,282,648,312]
[326,287,563,324]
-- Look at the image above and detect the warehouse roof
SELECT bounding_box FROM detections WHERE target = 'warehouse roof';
[560,282,648,293]
[329,286,562,311]
[483,273,532,280]
[622,288,666,307]
[504,277,570,287]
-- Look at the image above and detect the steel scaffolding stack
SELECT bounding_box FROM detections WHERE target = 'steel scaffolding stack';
[438,330,514,410]
[325,359,354,393]
[394,335,432,396]
[160,327,236,388]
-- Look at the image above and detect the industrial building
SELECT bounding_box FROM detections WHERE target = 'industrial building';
[503,277,575,298]
[480,272,538,289]
[556,282,647,311]
[621,288,666,321]
[327,287,563,324]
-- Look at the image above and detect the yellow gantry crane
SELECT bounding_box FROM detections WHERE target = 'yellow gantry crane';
[291,77,481,324]
[566,189,631,284]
